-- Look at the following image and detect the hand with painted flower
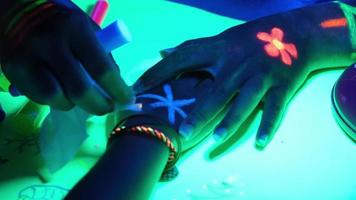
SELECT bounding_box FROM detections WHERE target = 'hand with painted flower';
[135,1,355,149]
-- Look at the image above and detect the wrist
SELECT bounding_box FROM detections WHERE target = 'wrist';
[226,2,355,73]
[110,114,182,181]
[286,2,355,72]
[0,0,80,61]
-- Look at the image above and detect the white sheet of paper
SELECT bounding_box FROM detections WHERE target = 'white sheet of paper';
[40,107,89,173]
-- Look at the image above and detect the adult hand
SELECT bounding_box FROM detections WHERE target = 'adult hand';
[134,21,313,149]
[0,1,134,115]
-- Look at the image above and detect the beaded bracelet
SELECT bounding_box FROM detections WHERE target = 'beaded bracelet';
[9,2,55,35]
[5,0,48,34]
[10,3,57,48]
[1,1,63,53]
[110,125,178,169]
[1,0,36,23]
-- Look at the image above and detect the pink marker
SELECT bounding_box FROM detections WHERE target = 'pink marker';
[91,0,109,25]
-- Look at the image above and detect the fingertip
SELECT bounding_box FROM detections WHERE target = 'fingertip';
[160,47,176,58]
[178,123,194,140]
[255,133,270,150]
[74,87,115,116]
[213,127,228,142]
[99,70,135,105]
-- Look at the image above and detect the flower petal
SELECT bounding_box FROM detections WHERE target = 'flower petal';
[284,43,298,59]
[264,43,280,57]
[257,32,272,42]
[280,50,292,66]
[271,27,284,41]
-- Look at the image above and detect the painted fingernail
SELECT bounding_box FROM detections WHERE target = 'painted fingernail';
[125,103,142,112]
[213,128,227,142]
[179,124,193,139]
[255,134,269,149]
[160,48,176,58]
[115,102,142,112]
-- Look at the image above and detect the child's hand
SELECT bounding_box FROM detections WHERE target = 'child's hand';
[135,22,313,149]
[0,1,133,115]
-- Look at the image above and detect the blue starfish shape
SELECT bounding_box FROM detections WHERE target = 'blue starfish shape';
[137,84,196,124]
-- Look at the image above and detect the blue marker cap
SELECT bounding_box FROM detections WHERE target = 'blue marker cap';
[96,20,132,53]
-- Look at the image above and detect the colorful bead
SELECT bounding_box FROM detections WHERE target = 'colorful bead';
[110,125,177,169]
[5,0,48,34]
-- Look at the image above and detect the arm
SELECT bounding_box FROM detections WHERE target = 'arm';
[135,1,356,148]
[65,133,169,200]
[306,0,356,69]
[210,0,356,146]
[219,0,355,71]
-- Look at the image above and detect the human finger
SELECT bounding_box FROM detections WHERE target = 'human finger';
[3,59,73,110]
[71,17,134,105]
[213,75,269,141]
[178,74,243,140]
[44,46,114,115]
[255,87,290,149]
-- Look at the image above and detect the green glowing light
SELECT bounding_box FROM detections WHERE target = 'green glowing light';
[339,2,356,49]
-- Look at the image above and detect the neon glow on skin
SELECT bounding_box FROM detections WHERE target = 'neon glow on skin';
[320,18,347,28]
[257,27,298,66]
[338,2,356,49]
